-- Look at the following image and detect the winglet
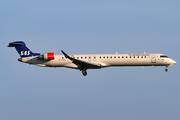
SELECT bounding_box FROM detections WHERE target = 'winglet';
[61,50,70,58]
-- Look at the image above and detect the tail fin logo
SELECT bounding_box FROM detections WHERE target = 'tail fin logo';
[21,51,30,56]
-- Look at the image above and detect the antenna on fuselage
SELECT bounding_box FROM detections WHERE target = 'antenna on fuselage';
[116,52,118,54]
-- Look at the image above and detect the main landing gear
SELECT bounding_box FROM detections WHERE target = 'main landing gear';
[165,65,168,72]
[82,69,87,76]
[79,66,87,76]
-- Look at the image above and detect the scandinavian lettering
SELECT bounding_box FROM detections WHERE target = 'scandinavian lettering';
[21,51,30,56]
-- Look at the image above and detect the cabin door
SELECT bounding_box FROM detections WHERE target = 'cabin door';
[151,55,156,63]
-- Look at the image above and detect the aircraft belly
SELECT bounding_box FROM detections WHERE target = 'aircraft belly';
[31,59,71,67]
[108,59,167,66]
[45,60,71,67]
[100,59,155,66]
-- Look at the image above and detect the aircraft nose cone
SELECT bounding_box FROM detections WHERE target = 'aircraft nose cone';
[168,59,176,67]
[171,60,177,65]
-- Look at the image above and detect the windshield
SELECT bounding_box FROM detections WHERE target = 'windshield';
[160,55,168,58]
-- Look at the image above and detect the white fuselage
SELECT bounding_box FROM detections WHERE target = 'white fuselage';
[19,53,176,69]
[9,41,176,76]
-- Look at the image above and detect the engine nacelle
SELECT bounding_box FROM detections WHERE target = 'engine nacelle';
[39,53,55,60]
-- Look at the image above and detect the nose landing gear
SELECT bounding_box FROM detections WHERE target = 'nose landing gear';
[165,65,168,72]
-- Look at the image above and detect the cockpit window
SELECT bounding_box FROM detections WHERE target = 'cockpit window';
[160,55,168,58]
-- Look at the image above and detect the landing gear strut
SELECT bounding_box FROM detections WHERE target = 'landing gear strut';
[82,69,87,76]
[165,65,168,72]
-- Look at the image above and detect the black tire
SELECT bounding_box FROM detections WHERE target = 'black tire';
[82,70,87,76]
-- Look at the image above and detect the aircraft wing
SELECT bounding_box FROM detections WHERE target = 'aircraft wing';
[61,50,101,69]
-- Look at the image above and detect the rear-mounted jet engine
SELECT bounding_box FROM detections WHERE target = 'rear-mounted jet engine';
[38,53,55,60]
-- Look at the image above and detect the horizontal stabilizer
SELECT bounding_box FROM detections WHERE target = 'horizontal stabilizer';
[8,42,24,47]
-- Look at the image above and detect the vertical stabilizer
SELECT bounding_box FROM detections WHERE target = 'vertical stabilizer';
[8,41,40,58]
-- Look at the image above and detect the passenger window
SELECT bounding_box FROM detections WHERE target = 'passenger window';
[81,57,83,59]
[100,56,101,59]
[118,56,120,58]
[130,56,131,58]
[77,57,79,59]
[85,57,87,59]
[107,56,108,59]
[114,56,116,58]
[110,56,112,58]
[137,56,139,58]
[145,56,146,58]
[126,56,127,58]
[141,56,143,58]
[122,56,124,58]
[103,56,105,59]
[134,56,135,58]
[62,57,64,59]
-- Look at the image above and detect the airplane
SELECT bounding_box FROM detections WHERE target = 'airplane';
[8,41,177,76]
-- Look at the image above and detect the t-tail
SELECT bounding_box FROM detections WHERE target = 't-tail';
[8,41,40,58]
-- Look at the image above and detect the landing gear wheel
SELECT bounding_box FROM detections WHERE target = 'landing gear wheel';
[165,65,168,72]
[82,70,87,76]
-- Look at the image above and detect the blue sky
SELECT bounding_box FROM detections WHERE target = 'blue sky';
[1,0,180,120]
